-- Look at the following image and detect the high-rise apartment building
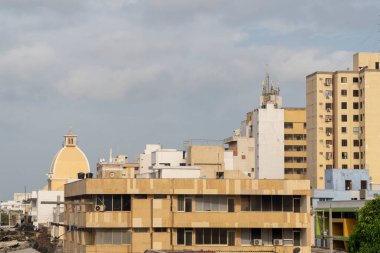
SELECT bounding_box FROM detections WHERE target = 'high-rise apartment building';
[306,52,380,189]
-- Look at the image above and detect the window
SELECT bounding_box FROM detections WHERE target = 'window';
[345,180,352,190]
[272,196,282,211]
[353,115,359,122]
[361,180,368,190]
[353,127,360,134]
[185,197,192,212]
[325,78,332,84]
[154,194,167,199]
[341,89,347,96]
[342,164,348,169]
[134,194,147,199]
[376,62,379,70]
[154,228,167,232]
[341,127,347,133]
[95,195,131,211]
[195,228,228,245]
[113,195,122,211]
[284,122,293,129]
[341,77,347,83]
[341,102,347,109]
[134,228,149,232]
[178,196,184,211]
[195,196,227,211]
[353,77,359,83]
[353,140,359,146]
[353,102,359,109]
[342,152,348,159]
[341,115,347,122]
[228,198,235,212]
[353,90,359,97]
[354,152,360,159]
[95,229,131,245]
[177,228,184,245]
[341,139,347,146]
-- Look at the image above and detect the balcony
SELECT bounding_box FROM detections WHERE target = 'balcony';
[172,212,309,228]
[66,211,132,228]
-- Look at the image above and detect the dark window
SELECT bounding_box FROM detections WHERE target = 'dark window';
[353,140,359,146]
[341,89,347,96]
[341,102,347,109]
[228,198,235,212]
[345,180,352,190]
[262,196,272,211]
[134,194,147,199]
[185,198,192,212]
[104,195,112,211]
[177,228,184,245]
[284,122,293,129]
[341,127,347,133]
[251,195,262,211]
[272,196,282,211]
[353,115,359,122]
[354,165,360,169]
[272,228,282,240]
[353,90,359,97]
[353,102,359,109]
[354,152,360,159]
[113,195,122,211]
[341,139,347,146]
[241,196,250,211]
[342,152,348,159]
[251,228,261,240]
[376,62,379,70]
[353,77,359,83]
[293,198,301,213]
[185,231,192,245]
[283,196,293,212]
[153,194,167,199]
[341,115,347,122]
[361,180,368,190]
[122,195,131,211]
[294,231,301,246]
[342,164,348,169]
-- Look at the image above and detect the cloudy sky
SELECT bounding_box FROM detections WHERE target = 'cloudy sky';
[0,0,379,199]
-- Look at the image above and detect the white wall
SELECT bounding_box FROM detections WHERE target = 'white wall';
[253,104,284,179]
[151,150,185,167]
[138,144,161,174]
[35,190,64,226]
[224,151,234,171]
[160,167,200,178]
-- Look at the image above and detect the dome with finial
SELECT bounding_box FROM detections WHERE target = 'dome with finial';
[47,130,90,190]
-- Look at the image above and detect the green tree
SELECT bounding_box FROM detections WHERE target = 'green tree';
[349,196,380,253]
[0,212,9,225]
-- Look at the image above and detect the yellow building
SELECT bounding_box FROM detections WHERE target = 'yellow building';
[284,108,307,180]
[63,178,311,253]
[306,52,380,189]
[47,130,90,191]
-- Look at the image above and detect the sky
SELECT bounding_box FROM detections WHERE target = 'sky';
[0,0,379,200]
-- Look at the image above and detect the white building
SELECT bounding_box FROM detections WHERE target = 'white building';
[253,74,284,179]
[30,190,64,228]
[138,144,161,174]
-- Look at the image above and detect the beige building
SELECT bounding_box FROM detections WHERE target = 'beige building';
[63,178,311,253]
[47,130,90,191]
[306,52,380,189]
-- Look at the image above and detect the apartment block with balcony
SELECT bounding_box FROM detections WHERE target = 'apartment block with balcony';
[306,52,380,189]
[63,178,311,253]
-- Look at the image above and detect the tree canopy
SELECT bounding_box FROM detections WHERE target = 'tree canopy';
[349,196,380,253]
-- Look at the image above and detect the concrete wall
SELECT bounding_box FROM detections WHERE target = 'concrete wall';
[253,104,284,179]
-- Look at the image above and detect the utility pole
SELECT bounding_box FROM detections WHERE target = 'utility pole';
[329,203,333,253]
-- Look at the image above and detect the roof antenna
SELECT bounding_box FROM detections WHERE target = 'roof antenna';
[109,148,113,163]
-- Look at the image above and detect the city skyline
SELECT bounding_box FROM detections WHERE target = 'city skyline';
[1,0,379,200]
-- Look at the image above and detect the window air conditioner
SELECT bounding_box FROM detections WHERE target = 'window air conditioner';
[273,239,283,246]
[253,239,262,246]
[94,205,105,212]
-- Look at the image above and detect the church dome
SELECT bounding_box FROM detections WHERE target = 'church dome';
[48,130,90,180]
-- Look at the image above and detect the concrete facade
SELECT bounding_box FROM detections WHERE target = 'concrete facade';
[63,178,311,253]
[306,52,380,189]
[253,104,284,179]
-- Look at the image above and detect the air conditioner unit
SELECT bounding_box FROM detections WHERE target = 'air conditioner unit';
[326,95,330,99]
[94,205,105,212]
[273,239,283,246]
[326,144,331,148]
[253,239,262,246]
[326,132,331,136]
[325,82,331,86]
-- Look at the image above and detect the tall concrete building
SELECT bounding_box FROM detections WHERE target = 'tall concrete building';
[306,52,380,189]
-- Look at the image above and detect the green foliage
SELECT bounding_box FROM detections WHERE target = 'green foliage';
[0,212,9,225]
[349,196,380,253]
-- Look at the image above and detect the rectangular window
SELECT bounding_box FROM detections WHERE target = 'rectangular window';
[341,127,347,133]
[353,102,359,109]
[252,228,261,240]
[122,195,131,211]
[354,152,360,159]
[353,140,359,146]
[104,195,112,211]
[341,102,347,109]
[342,164,348,169]
[272,196,282,211]
[262,196,272,211]
[341,139,347,146]
[345,180,352,190]
[293,198,301,213]
[353,77,359,83]
[227,198,235,212]
[341,115,347,122]
[251,195,262,211]
[134,194,147,199]
[361,180,368,190]
[353,115,359,122]
[178,196,184,211]
[341,89,347,96]
[185,197,192,212]
[113,195,122,211]
[241,196,250,211]
[284,122,293,129]
[177,228,184,245]
[353,90,359,97]
[341,77,347,83]
[283,196,293,212]
[342,152,348,159]
[376,62,379,70]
